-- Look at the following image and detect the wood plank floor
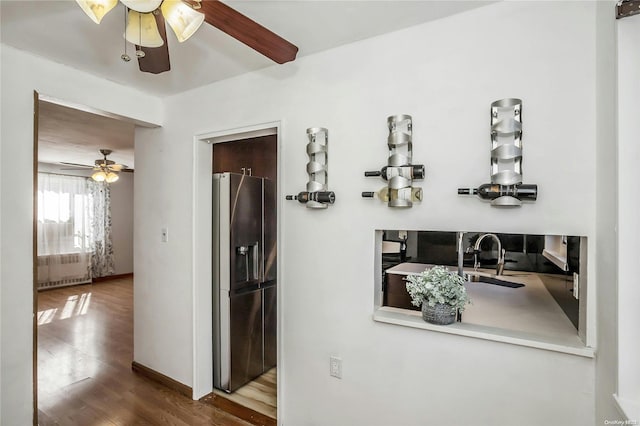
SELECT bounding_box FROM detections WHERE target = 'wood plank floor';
[212,368,277,419]
[37,276,251,426]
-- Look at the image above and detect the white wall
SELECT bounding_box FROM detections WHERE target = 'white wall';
[108,171,134,275]
[0,37,3,423]
[595,1,621,423]
[135,2,600,425]
[0,45,161,425]
[616,12,640,421]
[37,163,134,276]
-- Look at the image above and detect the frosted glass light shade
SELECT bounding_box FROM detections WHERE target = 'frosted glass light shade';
[92,170,107,182]
[161,0,205,43]
[105,172,120,183]
[120,0,162,13]
[125,10,164,48]
[75,0,118,24]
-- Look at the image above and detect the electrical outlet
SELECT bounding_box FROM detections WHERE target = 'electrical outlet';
[161,227,169,243]
[330,356,342,379]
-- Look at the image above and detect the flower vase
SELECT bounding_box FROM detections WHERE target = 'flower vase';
[422,302,457,325]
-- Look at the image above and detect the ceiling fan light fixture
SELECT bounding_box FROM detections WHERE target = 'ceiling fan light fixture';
[92,170,108,182]
[105,172,120,183]
[125,10,164,48]
[120,0,162,13]
[75,0,118,24]
[161,0,205,43]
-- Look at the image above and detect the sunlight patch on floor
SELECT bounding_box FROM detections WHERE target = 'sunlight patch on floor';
[60,293,92,319]
[37,308,58,325]
[38,292,92,323]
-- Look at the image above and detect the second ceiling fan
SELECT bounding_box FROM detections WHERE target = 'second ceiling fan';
[61,149,132,183]
[75,0,299,74]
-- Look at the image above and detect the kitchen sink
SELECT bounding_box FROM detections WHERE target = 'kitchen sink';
[466,274,525,288]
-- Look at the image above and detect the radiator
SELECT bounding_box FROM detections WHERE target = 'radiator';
[37,253,92,290]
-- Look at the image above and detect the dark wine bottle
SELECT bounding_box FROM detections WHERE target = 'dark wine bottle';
[286,191,336,204]
[458,183,537,201]
[364,165,425,180]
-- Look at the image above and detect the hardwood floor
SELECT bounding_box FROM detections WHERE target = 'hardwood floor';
[211,368,277,420]
[37,276,251,426]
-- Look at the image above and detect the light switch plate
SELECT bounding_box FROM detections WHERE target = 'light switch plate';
[161,227,169,243]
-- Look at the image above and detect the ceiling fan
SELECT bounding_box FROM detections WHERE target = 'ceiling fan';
[61,149,133,183]
[75,0,299,74]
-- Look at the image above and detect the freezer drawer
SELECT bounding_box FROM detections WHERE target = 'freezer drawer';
[229,288,264,392]
[213,287,264,392]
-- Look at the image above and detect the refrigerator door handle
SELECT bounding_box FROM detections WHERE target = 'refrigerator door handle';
[252,241,260,281]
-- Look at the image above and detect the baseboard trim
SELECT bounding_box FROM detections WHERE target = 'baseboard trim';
[131,361,192,399]
[93,273,134,283]
[200,392,276,426]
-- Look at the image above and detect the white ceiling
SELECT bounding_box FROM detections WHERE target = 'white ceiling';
[4,0,493,167]
[38,100,136,168]
[1,1,493,97]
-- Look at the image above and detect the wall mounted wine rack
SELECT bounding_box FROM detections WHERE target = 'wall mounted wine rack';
[286,127,335,209]
[362,114,425,207]
[458,98,538,206]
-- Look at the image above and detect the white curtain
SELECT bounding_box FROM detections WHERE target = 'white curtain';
[38,173,92,256]
[37,173,92,288]
[37,173,115,289]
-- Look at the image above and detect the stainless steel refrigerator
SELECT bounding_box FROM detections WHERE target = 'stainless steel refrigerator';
[212,172,276,393]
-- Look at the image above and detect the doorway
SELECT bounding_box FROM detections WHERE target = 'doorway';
[32,93,145,424]
[192,123,281,424]
[211,135,277,419]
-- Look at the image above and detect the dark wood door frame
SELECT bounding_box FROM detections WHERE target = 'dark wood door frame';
[32,90,39,426]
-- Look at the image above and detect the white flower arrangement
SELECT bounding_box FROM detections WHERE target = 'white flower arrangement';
[405,265,470,311]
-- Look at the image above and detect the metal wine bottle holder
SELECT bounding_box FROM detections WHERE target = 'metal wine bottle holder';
[491,98,523,190]
[459,98,537,206]
[285,127,335,209]
[362,114,424,207]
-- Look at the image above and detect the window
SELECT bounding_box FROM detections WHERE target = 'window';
[37,173,92,255]
[37,172,115,288]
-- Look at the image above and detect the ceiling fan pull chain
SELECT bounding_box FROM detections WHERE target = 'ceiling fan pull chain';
[135,12,145,58]
[121,6,131,62]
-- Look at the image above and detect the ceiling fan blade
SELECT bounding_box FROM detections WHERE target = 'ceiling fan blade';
[137,11,171,74]
[121,168,135,173]
[199,0,298,64]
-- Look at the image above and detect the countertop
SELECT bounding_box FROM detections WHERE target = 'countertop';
[378,262,589,356]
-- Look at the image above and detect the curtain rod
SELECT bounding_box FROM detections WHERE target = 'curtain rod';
[37,171,91,179]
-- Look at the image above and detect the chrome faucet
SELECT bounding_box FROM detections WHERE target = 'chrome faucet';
[473,233,505,276]
[457,231,467,278]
